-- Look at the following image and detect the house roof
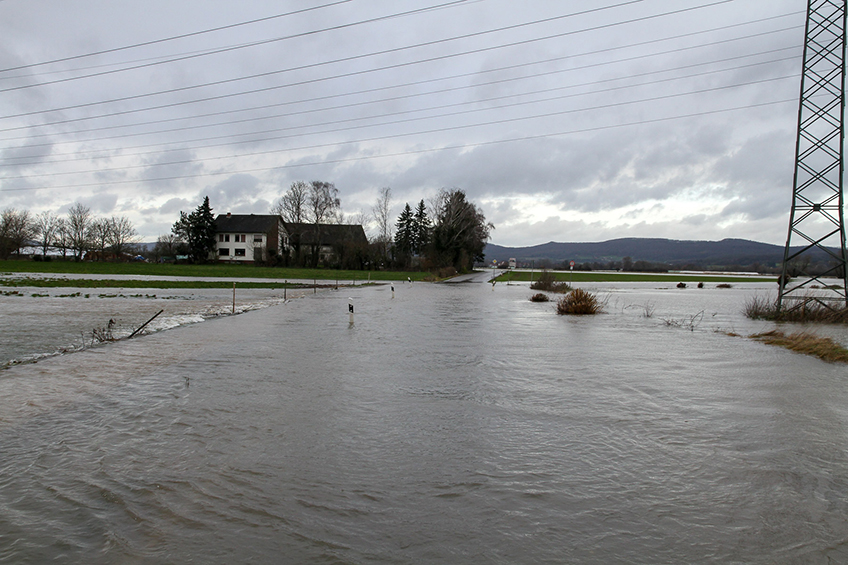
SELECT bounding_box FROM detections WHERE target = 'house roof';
[284,222,368,246]
[215,214,280,233]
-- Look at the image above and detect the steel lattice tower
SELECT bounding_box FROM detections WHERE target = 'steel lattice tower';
[778,0,848,311]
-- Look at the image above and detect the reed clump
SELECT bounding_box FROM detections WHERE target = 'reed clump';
[745,295,848,323]
[750,330,848,363]
[556,288,603,315]
[529,293,550,302]
[531,270,571,293]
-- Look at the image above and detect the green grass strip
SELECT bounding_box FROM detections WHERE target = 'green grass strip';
[0,277,366,289]
[0,259,428,282]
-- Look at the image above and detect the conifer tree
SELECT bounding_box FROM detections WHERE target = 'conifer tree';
[394,203,415,266]
[413,199,430,255]
[173,196,217,263]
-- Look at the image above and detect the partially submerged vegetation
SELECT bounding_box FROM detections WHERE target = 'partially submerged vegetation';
[745,294,848,323]
[556,288,603,315]
[529,293,550,302]
[530,270,572,293]
[750,330,848,364]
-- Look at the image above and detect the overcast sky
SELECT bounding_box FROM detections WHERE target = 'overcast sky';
[0,0,808,246]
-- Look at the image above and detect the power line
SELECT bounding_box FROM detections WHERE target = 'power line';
[0,12,802,143]
[0,0,473,92]
[1,73,798,181]
[0,48,800,166]
[0,99,797,192]
[0,0,732,123]
[0,0,354,74]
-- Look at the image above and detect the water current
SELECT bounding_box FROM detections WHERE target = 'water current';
[2,276,848,563]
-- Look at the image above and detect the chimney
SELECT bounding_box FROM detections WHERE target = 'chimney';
[226,212,232,218]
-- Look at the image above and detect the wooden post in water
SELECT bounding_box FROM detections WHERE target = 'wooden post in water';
[284,280,287,301]
[232,282,236,313]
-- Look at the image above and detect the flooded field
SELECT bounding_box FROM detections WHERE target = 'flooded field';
[2,276,848,563]
[0,284,309,367]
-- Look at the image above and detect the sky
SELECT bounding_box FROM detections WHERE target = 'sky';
[0,0,812,247]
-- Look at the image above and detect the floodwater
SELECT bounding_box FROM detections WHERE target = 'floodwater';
[2,276,848,563]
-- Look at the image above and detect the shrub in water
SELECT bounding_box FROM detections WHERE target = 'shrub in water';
[530,293,549,302]
[531,270,571,293]
[556,288,602,315]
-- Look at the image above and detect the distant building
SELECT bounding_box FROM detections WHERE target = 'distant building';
[213,213,368,265]
[214,214,286,263]
[509,258,516,269]
[283,222,368,265]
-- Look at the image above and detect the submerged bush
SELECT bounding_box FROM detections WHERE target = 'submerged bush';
[531,270,571,293]
[556,288,602,315]
[529,293,550,302]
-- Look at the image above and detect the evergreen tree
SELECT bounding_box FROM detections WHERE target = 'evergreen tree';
[394,203,415,266]
[430,189,492,272]
[172,196,217,263]
[412,199,430,255]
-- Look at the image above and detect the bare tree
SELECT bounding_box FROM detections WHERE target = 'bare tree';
[0,208,35,259]
[55,218,69,257]
[303,181,340,266]
[372,187,393,258]
[272,180,309,223]
[306,181,340,225]
[90,218,110,259]
[107,215,139,257]
[67,203,93,261]
[153,233,186,261]
[33,211,61,256]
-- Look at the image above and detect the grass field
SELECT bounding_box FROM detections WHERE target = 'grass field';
[0,277,331,289]
[0,260,427,284]
[494,270,776,284]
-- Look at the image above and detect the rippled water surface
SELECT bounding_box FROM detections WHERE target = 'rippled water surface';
[2,278,848,563]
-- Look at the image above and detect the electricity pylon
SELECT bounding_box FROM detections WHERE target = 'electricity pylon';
[778,0,848,311]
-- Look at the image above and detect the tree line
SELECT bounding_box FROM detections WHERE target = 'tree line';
[3,182,494,273]
[172,183,493,273]
[0,204,139,261]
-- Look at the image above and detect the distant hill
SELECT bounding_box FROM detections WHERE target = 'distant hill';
[483,238,833,269]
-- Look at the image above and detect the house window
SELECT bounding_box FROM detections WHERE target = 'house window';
[253,234,263,243]
[224,234,230,242]
[234,234,245,242]
[218,248,229,256]
[218,234,224,242]
[234,248,246,257]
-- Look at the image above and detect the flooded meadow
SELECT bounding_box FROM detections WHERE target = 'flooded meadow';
[2,275,848,563]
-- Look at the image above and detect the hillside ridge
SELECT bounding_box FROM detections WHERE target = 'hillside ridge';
[484,238,829,269]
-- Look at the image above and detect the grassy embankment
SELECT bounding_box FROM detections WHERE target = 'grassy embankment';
[0,260,429,289]
[496,270,776,284]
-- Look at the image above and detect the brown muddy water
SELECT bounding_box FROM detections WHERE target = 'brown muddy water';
[2,278,848,563]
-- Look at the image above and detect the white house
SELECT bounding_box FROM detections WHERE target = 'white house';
[213,214,287,263]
